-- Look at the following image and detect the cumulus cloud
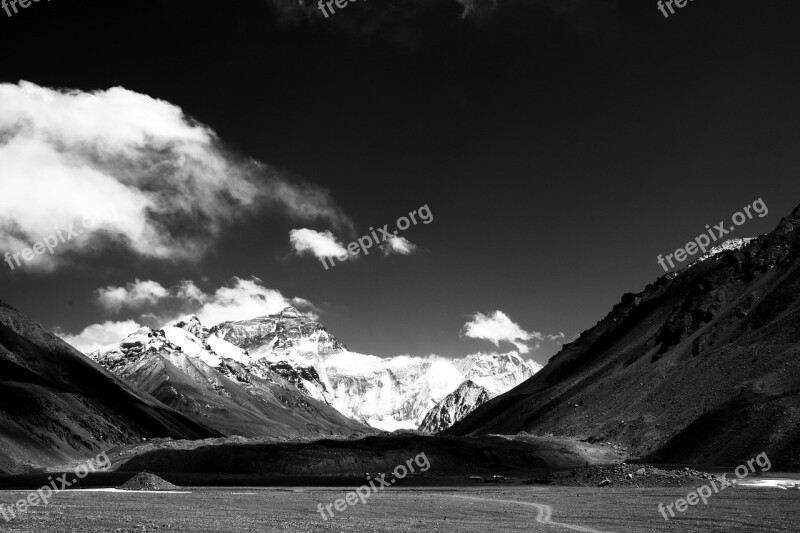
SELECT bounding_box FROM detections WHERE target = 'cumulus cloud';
[82,276,315,326]
[463,311,536,353]
[0,81,352,271]
[462,310,564,354]
[57,319,144,353]
[57,277,320,350]
[380,235,417,256]
[191,277,314,326]
[289,228,349,260]
[95,279,169,312]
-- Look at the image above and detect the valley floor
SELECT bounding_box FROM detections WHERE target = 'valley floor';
[0,486,797,532]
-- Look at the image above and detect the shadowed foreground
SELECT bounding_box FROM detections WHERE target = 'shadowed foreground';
[0,486,797,532]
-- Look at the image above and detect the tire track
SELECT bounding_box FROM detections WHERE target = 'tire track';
[443,494,612,532]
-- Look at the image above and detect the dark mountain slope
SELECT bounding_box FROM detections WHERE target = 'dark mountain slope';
[0,301,220,474]
[448,204,800,470]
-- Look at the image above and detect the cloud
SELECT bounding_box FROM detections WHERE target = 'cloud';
[95,279,169,312]
[82,276,317,326]
[57,319,144,354]
[380,235,417,256]
[176,280,206,303]
[462,310,542,354]
[289,228,349,259]
[57,277,320,349]
[191,277,314,326]
[0,81,352,271]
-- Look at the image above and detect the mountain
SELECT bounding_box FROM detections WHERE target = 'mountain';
[322,351,540,431]
[0,300,219,474]
[86,306,540,435]
[418,380,491,433]
[210,308,341,403]
[417,353,544,433]
[447,204,800,470]
[88,319,373,438]
[211,312,541,431]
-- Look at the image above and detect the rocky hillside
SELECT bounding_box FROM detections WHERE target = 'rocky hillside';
[0,300,219,474]
[419,380,491,433]
[448,203,800,470]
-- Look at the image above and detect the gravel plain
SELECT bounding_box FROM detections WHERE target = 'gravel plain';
[0,485,798,532]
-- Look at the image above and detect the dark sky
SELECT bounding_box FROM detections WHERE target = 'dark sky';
[1,0,799,365]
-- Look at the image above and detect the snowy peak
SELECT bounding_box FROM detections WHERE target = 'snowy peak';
[418,380,491,433]
[210,309,346,361]
[278,306,302,318]
[317,350,540,431]
[172,314,209,340]
[456,351,541,396]
[89,308,542,434]
[90,320,249,373]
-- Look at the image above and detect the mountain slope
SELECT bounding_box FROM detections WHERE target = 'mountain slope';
[0,300,219,474]
[418,380,491,433]
[448,204,800,470]
[89,322,372,438]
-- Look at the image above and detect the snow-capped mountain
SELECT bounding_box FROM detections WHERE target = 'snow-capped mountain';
[88,321,371,438]
[212,307,346,361]
[208,309,542,431]
[416,354,545,433]
[418,380,491,433]
[88,307,542,434]
[317,350,542,431]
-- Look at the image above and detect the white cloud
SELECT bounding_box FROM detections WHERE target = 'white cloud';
[95,279,169,312]
[380,235,417,256]
[83,276,316,326]
[175,280,206,303]
[57,319,144,354]
[192,277,308,326]
[289,228,348,259]
[462,310,540,354]
[0,81,351,271]
[57,277,319,350]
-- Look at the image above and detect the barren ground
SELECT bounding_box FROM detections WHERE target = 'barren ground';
[0,486,798,532]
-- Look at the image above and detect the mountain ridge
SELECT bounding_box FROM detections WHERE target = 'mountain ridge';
[447,205,800,469]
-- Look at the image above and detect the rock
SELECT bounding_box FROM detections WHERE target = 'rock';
[636,468,646,475]
[118,472,179,491]
[598,479,612,487]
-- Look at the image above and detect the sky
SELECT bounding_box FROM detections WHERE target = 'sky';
[1,0,799,366]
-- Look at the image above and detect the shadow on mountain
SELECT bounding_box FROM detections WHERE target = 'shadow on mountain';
[0,300,220,474]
